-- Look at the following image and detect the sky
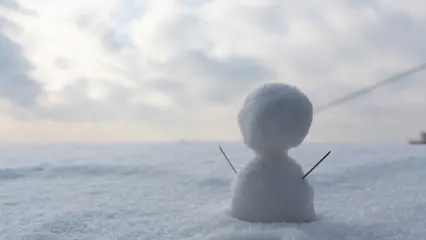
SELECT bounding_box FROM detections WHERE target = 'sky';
[1,0,426,143]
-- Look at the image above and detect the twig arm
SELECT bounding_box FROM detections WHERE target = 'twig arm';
[219,145,237,174]
[302,151,331,179]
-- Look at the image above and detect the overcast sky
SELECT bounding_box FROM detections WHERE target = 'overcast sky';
[1,0,425,143]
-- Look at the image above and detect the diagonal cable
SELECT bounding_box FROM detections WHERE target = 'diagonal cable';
[314,62,426,114]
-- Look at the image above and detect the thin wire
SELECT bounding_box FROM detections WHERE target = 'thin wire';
[314,62,426,114]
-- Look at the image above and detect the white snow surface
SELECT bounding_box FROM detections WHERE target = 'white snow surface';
[238,83,313,153]
[1,142,426,240]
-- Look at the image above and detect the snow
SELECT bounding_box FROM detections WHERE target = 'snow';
[1,142,426,240]
[230,153,316,223]
[232,83,315,223]
[238,83,313,153]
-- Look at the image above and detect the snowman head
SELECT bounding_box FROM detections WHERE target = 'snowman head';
[238,83,313,154]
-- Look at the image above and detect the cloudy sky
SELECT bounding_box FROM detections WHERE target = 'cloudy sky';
[1,0,425,143]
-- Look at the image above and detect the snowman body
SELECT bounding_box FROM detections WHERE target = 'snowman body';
[230,83,316,223]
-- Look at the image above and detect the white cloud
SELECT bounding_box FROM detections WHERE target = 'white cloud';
[1,0,425,142]
[0,14,41,107]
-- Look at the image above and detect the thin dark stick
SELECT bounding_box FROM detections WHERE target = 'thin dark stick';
[302,151,331,179]
[219,145,237,174]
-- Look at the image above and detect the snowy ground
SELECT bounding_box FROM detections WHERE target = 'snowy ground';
[1,142,426,240]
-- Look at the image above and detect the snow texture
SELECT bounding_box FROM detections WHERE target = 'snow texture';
[1,142,426,240]
[230,153,316,223]
[231,83,315,223]
[238,83,313,154]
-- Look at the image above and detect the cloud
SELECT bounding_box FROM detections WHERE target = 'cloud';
[0,17,41,107]
[158,50,274,104]
[0,0,22,10]
[1,0,426,142]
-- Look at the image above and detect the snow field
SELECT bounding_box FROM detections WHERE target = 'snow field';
[0,142,426,239]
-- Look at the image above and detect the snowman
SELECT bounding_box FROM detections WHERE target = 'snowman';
[230,82,316,223]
